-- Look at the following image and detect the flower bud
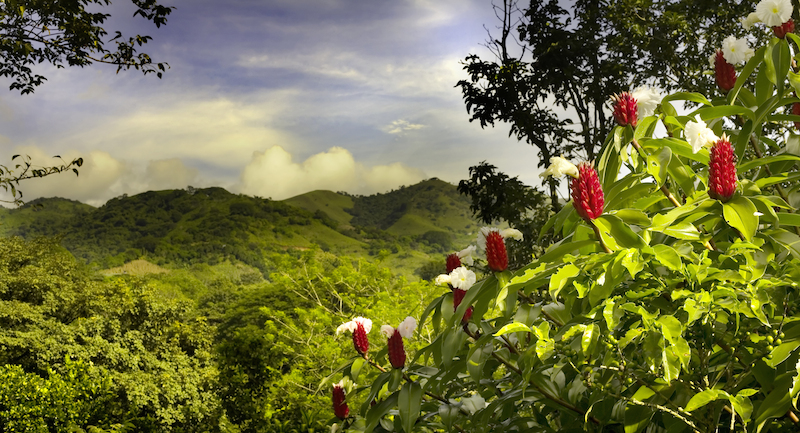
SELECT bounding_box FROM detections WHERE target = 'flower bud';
[611,92,638,127]
[332,382,349,419]
[714,50,736,92]
[386,329,406,369]
[773,18,795,38]
[353,322,369,355]
[792,102,800,130]
[452,288,474,323]
[485,230,508,272]
[708,136,737,202]
[446,253,461,274]
[571,163,604,222]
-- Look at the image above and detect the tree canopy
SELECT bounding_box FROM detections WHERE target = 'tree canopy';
[0,0,173,94]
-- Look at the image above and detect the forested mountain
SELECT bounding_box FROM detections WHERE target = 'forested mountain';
[0,178,481,279]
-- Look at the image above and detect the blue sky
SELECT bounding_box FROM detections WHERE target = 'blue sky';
[0,0,545,206]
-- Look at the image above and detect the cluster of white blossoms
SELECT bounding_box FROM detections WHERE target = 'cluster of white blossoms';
[336,316,372,335]
[435,266,477,290]
[380,316,417,338]
[684,115,719,154]
[630,86,662,119]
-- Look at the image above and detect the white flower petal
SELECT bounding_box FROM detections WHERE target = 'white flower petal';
[435,274,452,286]
[722,35,754,65]
[353,316,372,334]
[499,228,524,241]
[397,316,417,338]
[631,86,661,119]
[456,245,477,266]
[684,115,719,154]
[336,320,355,335]
[449,266,476,291]
[742,11,762,30]
[477,227,494,252]
[381,324,396,338]
[756,0,793,27]
[539,156,579,179]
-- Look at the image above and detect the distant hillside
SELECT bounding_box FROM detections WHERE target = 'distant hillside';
[0,180,482,279]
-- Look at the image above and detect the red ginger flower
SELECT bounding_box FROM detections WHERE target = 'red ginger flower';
[708,136,737,202]
[792,102,800,130]
[336,317,372,355]
[714,50,736,92]
[446,253,461,274]
[774,19,795,38]
[452,288,473,324]
[611,92,638,127]
[332,381,349,419]
[381,317,416,369]
[571,163,604,222]
[484,230,508,272]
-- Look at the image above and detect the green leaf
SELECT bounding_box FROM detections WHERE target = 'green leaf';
[685,389,726,412]
[593,215,649,251]
[754,381,792,432]
[365,392,398,433]
[738,154,800,173]
[652,244,683,271]
[388,367,403,392]
[494,322,532,336]
[692,104,755,122]
[581,323,599,356]
[398,382,422,433]
[612,209,651,227]
[723,196,758,242]
[658,222,701,240]
[549,263,580,299]
[766,340,800,368]
[778,212,800,227]
[624,404,654,433]
[646,146,671,187]
[662,92,712,106]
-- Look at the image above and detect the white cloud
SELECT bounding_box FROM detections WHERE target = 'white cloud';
[382,119,426,135]
[144,158,200,191]
[237,145,426,199]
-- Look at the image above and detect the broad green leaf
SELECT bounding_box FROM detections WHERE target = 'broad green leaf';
[612,209,651,227]
[581,323,599,355]
[658,222,701,240]
[765,340,800,368]
[768,229,800,259]
[723,196,758,242]
[639,138,708,164]
[754,379,792,432]
[730,395,754,426]
[778,212,800,227]
[693,104,755,122]
[738,154,800,173]
[685,389,726,412]
[624,404,654,433]
[663,92,712,106]
[646,146,671,186]
[388,367,403,392]
[365,392,398,433]
[549,263,580,299]
[621,248,644,278]
[494,321,532,336]
[398,382,422,433]
[652,244,683,271]
[593,214,649,251]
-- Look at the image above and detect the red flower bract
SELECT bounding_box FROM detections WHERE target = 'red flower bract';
[708,137,737,202]
[353,322,369,355]
[332,385,349,419]
[714,50,736,92]
[446,253,461,274]
[485,231,508,272]
[571,163,604,222]
[387,329,406,369]
[774,19,795,38]
[611,92,638,127]
[792,102,800,130]
[452,288,473,323]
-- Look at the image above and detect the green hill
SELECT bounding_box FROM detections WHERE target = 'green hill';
[0,179,482,279]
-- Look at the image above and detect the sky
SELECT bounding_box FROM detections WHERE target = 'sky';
[0,0,546,206]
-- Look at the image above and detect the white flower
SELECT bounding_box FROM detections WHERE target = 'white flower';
[397,316,417,338]
[500,228,524,242]
[631,86,661,119]
[336,316,372,335]
[435,274,452,286]
[456,245,477,266]
[708,51,718,69]
[380,324,396,338]
[756,0,793,26]
[449,266,476,291]
[721,36,754,65]
[741,12,762,30]
[684,115,719,153]
[461,394,486,414]
[539,156,579,179]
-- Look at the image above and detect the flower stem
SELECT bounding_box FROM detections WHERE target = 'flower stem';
[589,220,613,253]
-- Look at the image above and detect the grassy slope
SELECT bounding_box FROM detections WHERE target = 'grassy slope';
[283,190,355,226]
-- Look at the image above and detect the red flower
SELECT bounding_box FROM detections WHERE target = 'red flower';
[611,92,638,127]
[485,230,508,272]
[571,163,604,222]
[353,321,369,355]
[708,137,737,202]
[446,253,461,274]
[714,50,736,92]
[386,330,406,369]
[332,383,349,419]
[792,102,800,130]
[774,19,795,38]
[453,288,473,323]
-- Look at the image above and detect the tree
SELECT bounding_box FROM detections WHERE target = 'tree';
[0,0,173,94]
[327,18,800,431]
[457,0,761,210]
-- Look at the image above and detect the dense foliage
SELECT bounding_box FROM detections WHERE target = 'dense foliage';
[326,10,800,433]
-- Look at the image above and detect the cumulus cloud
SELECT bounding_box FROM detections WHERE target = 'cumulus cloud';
[144,158,200,191]
[382,119,426,135]
[237,145,426,199]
